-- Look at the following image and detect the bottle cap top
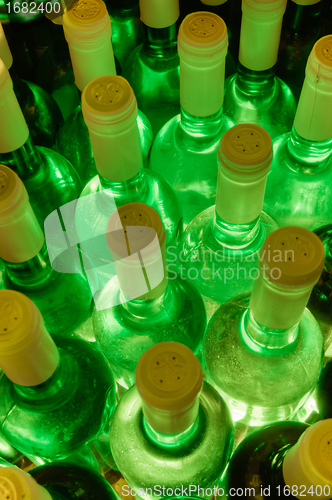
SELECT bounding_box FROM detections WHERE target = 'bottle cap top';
[106,202,165,259]
[82,75,137,129]
[139,0,179,29]
[179,12,227,51]
[311,35,332,71]
[0,467,52,500]
[65,0,107,24]
[136,342,203,410]
[0,164,27,221]
[219,124,272,174]
[260,226,325,286]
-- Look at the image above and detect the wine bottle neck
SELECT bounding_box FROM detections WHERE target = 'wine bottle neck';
[121,281,170,316]
[0,136,43,181]
[108,0,138,15]
[143,409,201,449]
[180,107,224,139]
[13,349,77,403]
[142,22,178,58]
[99,169,147,201]
[287,0,322,27]
[3,242,54,289]
[248,269,314,333]
[211,211,262,250]
[236,62,276,95]
[287,127,332,170]
[242,308,299,355]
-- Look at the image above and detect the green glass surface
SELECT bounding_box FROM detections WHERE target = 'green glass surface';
[0,335,116,467]
[315,225,332,273]
[307,275,332,358]
[263,128,332,231]
[276,1,323,102]
[225,0,241,69]
[309,228,332,355]
[149,109,235,226]
[121,23,180,136]
[223,64,296,139]
[110,381,234,499]
[0,436,22,465]
[0,243,94,339]
[314,360,332,420]
[0,136,81,231]
[30,462,118,500]
[35,21,121,122]
[225,421,309,500]
[10,67,64,149]
[56,105,153,186]
[106,0,142,68]
[75,170,183,289]
[202,294,324,426]
[36,44,81,121]
[180,209,277,320]
[93,277,207,391]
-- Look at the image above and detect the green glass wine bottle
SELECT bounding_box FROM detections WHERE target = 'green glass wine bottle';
[105,0,142,68]
[179,0,238,78]
[55,0,153,186]
[197,0,238,78]
[0,164,94,339]
[121,0,180,136]
[36,10,121,121]
[110,342,234,499]
[314,361,332,420]
[180,124,278,321]
[222,0,296,139]
[263,35,332,231]
[0,59,81,231]
[0,462,118,499]
[75,74,183,290]
[35,20,81,121]
[0,23,64,149]
[307,271,332,360]
[296,361,332,424]
[303,225,332,367]
[0,289,116,468]
[93,203,206,392]
[276,0,323,102]
[0,435,23,467]
[202,226,325,426]
[225,420,332,500]
[149,11,234,226]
